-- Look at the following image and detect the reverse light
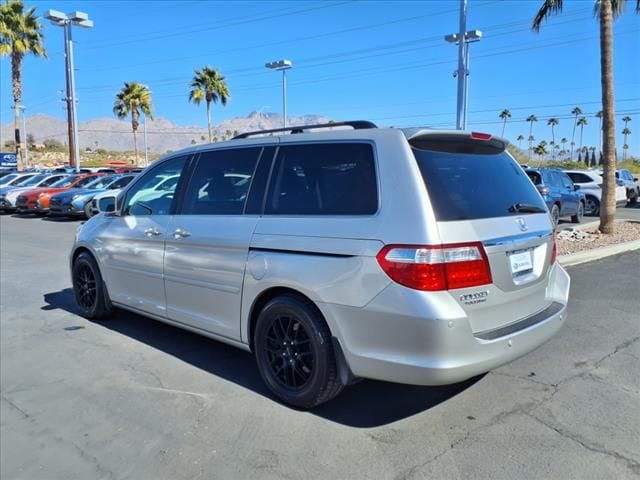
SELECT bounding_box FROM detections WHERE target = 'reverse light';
[376,242,492,291]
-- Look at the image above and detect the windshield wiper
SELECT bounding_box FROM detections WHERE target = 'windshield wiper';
[508,203,546,214]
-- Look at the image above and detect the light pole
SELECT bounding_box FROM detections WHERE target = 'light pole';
[45,10,93,173]
[11,105,27,167]
[445,0,481,130]
[143,114,149,167]
[265,60,293,127]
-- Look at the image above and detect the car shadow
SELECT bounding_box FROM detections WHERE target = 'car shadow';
[42,289,483,428]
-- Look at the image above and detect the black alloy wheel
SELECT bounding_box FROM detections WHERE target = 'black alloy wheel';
[254,295,343,409]
[72,252,112,319]
[584,196,600,216]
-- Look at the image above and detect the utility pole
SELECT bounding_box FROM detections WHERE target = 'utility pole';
[63,23,76,168]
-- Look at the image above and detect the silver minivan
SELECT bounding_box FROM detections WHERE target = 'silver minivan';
[70,121,570,408]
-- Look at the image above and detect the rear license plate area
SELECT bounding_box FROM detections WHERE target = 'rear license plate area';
[508,249,533,275]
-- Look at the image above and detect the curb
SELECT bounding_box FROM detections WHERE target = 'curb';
[558,239,640,267]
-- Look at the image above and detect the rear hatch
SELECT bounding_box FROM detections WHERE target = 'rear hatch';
[409,132,555,335]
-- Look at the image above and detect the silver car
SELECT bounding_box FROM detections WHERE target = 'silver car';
[70,121,570,408]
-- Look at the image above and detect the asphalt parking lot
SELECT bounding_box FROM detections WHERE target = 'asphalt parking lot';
[1,214,639,480]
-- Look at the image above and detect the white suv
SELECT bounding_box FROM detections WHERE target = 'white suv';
[564,170,627,216]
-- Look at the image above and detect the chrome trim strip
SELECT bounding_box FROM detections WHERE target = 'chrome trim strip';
[474,301,564,341]
[483,230,552,247]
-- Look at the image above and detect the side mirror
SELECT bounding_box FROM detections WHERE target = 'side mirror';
[573,184,580,191]
[99,196,117,214]
[634,177,639,182]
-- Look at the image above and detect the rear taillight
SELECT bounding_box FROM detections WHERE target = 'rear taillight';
[537,186,550,195]
[376,242,492,291]
[551,232,558,265]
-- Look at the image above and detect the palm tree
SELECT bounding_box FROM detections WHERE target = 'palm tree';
[560,137,568,159]
[0,0,46,171]
[499,109,511,136]
[547,117,559,159]
[621,127,631,160]
[595,110,603,157]
[113,82,153,163]
[577,116,588,153]
[533,0,639,234]
[567,106,582,160]
[516,134,525,150]
[588,146,596,167]
[189,66,230,143]
[534,142,548,161]
[526,115,538,160]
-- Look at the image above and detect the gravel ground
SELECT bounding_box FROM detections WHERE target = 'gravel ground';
[557,220,640,255]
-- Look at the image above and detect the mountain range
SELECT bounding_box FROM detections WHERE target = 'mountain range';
[0,111,332,153]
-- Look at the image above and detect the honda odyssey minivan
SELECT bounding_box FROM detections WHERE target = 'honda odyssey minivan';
[70,121,570,408]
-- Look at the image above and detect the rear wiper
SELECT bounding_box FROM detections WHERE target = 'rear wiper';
[508,203,546,214]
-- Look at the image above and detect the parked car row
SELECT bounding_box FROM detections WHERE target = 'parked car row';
[0,172,138,218]
[524,167,635,224]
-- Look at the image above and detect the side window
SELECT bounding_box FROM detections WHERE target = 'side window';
[110,176,134,189]
[559,173,573,189]
[566,172,590,184]
[124,156,186,215]
[265,143,377,215]
[181,148,260,215]
[42,175,63,187]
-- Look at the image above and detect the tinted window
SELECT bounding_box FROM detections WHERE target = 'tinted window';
[566,172,593,184]
[266,143,377,215]
[50,176,77,188]
[413,149,546,221]
[20,174,48,186]
[125,156,186,215]
[181,148,260,215]
[41,175,65,186]
[73,176,102,188]
[85,175,116,189]
[558,172,573,189]
[110,176,135,189]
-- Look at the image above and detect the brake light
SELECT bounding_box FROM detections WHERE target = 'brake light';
[537,186,550,195]
[376,242,492,291]
[551,232,557,265]
[471,132,492,141]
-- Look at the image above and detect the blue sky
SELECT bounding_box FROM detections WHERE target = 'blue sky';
[1,0,639,153]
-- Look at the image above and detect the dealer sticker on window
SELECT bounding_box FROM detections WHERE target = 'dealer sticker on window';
[509,250,533,274]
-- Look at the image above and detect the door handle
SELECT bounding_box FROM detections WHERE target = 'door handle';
[144,228,161,237]
[173,228,191,239]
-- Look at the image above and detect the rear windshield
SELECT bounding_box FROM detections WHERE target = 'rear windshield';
[413,148,546,221]
[526,171,542,185]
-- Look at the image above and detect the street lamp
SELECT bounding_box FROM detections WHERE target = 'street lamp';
[445,0,482,130]
[265,59,293,127]
[45,9,93,173]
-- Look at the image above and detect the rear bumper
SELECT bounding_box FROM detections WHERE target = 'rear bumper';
[320,263,570,386]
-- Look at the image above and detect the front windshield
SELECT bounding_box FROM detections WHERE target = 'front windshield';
[84,175,116,189]
[73,176,101,188]
[50,176,77,188]
[19,175,48,186]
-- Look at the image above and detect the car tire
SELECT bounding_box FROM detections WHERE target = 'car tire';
[550,204,560,226]
[72,252,112,319]
[571,201,584,223]
[84,202,94,218]
[629,190,638,205]
[584,196,600,216]
[254,294,344,409]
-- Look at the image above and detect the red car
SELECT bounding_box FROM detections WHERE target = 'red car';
[16,174,104,214]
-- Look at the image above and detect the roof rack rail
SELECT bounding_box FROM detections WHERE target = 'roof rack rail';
[232,120,377,140]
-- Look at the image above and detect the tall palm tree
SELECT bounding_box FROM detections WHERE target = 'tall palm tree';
[526,115,538,160]
[547,117,559,159]
[499,109,511,136]
[533,0,639,234]
[0,0,46,171]
[113,82,153,163]
[516,134,525,150]
[577,116,588,153]
[621,127,631,160]
[595,110,603,157]
[588,146,596,167]
[567,106,582,160]
[189,66,230,142]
